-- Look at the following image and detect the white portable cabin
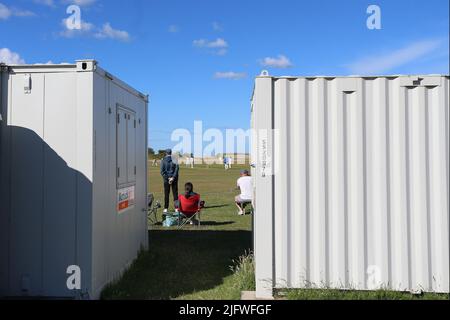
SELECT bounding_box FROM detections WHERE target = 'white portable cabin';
[0,60,149,299]
[251,73,449,298]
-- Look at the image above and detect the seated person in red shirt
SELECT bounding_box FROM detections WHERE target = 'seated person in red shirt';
[175,182,204,224]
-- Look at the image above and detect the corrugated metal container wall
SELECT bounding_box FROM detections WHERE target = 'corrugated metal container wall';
[252,74,449,298]
[0,60,148,299]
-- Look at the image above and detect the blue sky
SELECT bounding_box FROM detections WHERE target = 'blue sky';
[1,0,449,152]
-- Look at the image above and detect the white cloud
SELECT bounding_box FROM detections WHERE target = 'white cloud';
[194,38,228,48]
[36,0,96,6]
[0,3,11,19]
[347,39,445,75]
[33,0,55,7]
[59,19,130,42]
[168,25,179,33]
[208,38,228,48]
[94,23,130,42]
[0,3,35,19]
[59,18,94,37]
[215,48,227,56]
[194,38,228,55]
[62,0,97,6]
[13,9,35,17]
[260,55,293,68]
[193,39,206,47]
[212,22,223,32]
[0,48,25,64]
[214,71,247,80]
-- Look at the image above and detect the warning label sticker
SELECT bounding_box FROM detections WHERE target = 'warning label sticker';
[117,186,135,213]
[259,130,273,177]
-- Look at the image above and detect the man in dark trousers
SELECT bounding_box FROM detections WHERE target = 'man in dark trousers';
[160,149,179,213]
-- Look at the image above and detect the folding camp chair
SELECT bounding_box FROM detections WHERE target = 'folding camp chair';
[175,200,205,229]
[241,201,254,215]
[147,193,161,225]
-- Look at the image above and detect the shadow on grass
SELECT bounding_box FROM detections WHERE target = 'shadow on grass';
[101,230,252,300]
[204,204,230,210]
[149,221,235,227]
[200,221,235,226]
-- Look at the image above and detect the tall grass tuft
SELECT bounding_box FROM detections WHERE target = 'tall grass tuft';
[230,252,256,293]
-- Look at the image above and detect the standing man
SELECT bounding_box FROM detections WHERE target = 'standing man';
[161,149,179,213]
[235,170,253,215]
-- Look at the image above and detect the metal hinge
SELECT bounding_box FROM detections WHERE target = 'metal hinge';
[24,74,32,94]
[134,120,136,128]
[134,166,137,175]
[108,107,112,114]
[400,76,442,87]
[117,114,120,124]
[117,167,120,178]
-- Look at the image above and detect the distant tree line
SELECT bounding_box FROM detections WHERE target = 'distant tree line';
[148,148,165,159]
[148,148,188,160]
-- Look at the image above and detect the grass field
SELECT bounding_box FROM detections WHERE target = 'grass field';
[279,289,449,300]
[101,163,449,300]
[101,164,254,300]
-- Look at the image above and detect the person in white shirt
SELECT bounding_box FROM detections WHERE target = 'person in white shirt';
[235,170,253,215]
[223,157,229,170]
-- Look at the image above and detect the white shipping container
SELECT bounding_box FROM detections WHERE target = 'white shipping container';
[0,60,149,299]
[251,73,449,298]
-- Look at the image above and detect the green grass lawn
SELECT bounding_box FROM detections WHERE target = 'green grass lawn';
[279,289,449,300]
[101,164,254,300]
[101,163,449,301]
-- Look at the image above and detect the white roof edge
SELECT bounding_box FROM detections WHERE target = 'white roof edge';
[95,65,149,103]
[6,64,77,70]
[251,74,449,102]
[4,59,149,103]
[256,74,449,79]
